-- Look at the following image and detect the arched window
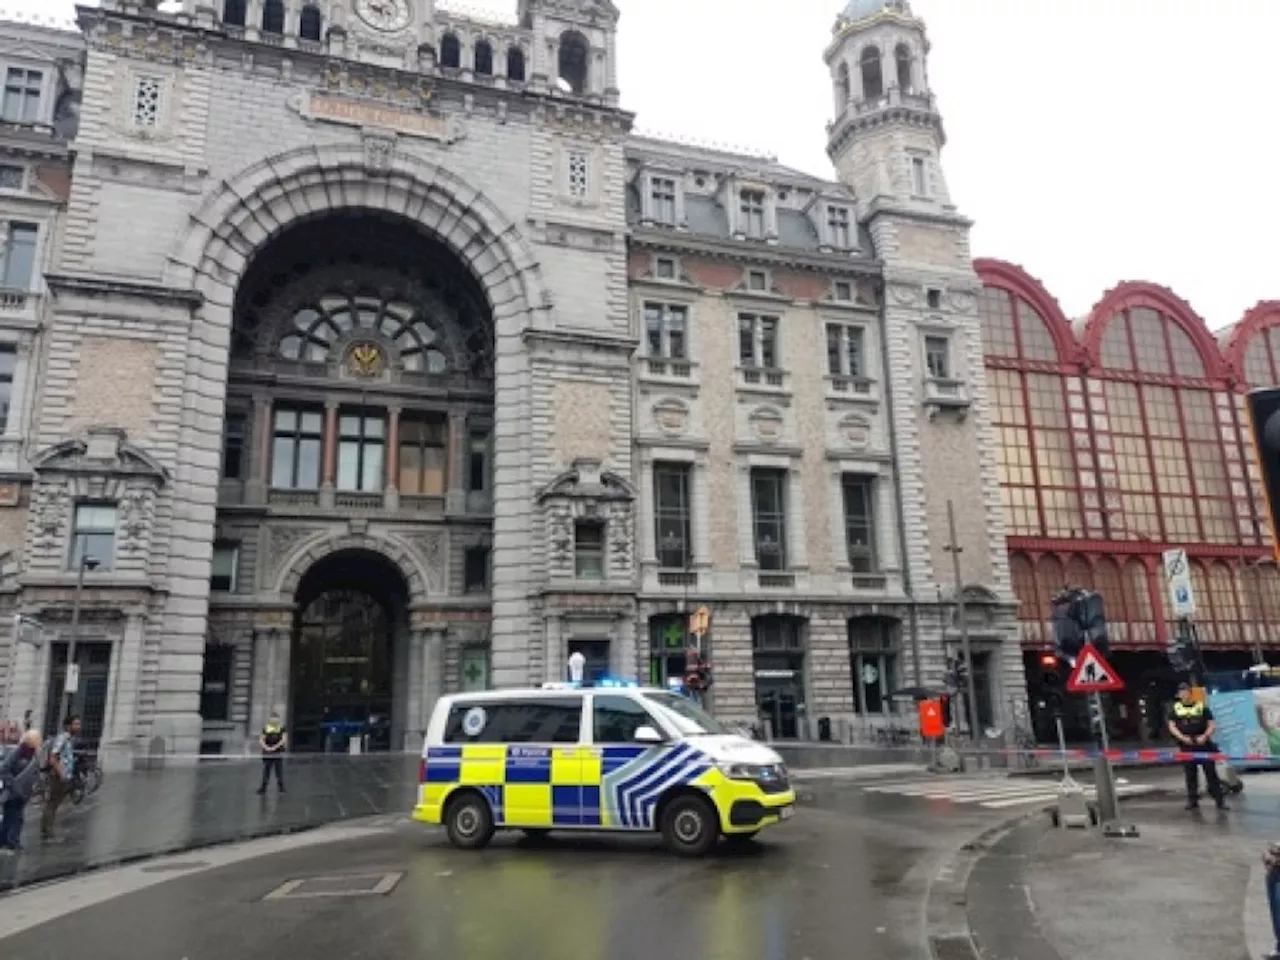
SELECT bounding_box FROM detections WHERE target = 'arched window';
[1209,562,1242,646]
[558,30,589,94]
[1189,562,1213,641]
[1038,556,1066,613]
[507,46,526,82]
[223,0,246,27]
[1065,555,1093,592]
[299,5,322,41]
[278,294,451,374]
[836,62,851,107]
[262,0,284,34]
[1093,558,1126,626]
[440,33,461,69]
[894,43,913,91]
[859,46,883,100]
[474,39,494,75]
[1009,554,1038,619]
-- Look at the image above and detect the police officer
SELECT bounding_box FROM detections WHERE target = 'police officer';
[257,712,287,795]
[1166,682,1226,811]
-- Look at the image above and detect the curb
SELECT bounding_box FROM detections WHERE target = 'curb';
[923,807,1045,960]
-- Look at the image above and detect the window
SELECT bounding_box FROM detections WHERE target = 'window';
[895,43,913,92]
[651,177,677,225]
[558,30,589,94]
[443,698,582,744]
[567,150,588,199]
[464,546,489,593]
[911,156,928,197]
[132,75,161,129]
[69,503,116,571]
[262,0,284,33]
[654,257,676,280]
[211,542,239,592]
[474,40,493,75]
[299,4,323,41]
[507,47,526,82]
[827,205,852,248]
[468,431,488,492]
[398,417,446,496]
[2,68,42,123]
[593,695,656,743]
[849,619,898,715]
[0,344,13,433]
[926,288,943,310]
[751,468,788,570]
[440,34,461,69]
[859,46,883,100]
[924,335,950,379]
[199,645,234,722]
[747,270,768,291]
[654,463,692,570]
[1,222,37,290]
[0,165,23,190]
[337,412,385,493]
[574,520,605,579]
[270,407,323,489]
[826,324,864,378]
[834,281,852,302]
[223,0,246,26]
[739,190,766,238]
[220,412,247,480]
[842,476,877,573]
[644,302,687,360]
[738,313,780,369]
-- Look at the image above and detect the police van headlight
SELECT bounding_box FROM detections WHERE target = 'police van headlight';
[717,762,781,781]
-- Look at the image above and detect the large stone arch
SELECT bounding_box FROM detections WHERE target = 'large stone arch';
[274,531,437,607]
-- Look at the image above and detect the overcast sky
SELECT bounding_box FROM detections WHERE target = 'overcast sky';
[12,0,1279,330]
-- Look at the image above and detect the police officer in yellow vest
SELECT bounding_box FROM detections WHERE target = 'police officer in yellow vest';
[257,712,287,796]
[1167,682,1226,811]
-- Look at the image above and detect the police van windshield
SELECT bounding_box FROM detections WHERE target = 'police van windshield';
[643,692,728,736]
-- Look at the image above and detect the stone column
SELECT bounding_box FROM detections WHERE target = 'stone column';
[320,400,339,508]
[246,393,272,505]
[101,609,146,771]
[446,410,468,515]
[385,406,401,511]
[421,627,447,734]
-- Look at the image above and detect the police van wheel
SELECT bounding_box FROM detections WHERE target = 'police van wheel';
[661,795,719,857]
[445,791,495,850]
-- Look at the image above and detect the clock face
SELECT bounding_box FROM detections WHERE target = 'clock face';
[354,0,413,32]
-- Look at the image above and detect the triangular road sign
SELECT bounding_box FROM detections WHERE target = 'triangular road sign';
[1066,642,1124,693]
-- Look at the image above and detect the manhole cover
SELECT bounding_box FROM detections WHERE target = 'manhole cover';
[141,861,211,874]
[931,936,979,960]
[263,872,404,900]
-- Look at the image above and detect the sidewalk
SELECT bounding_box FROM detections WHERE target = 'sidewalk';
[0,755,419,892]
[963,784,1280,960]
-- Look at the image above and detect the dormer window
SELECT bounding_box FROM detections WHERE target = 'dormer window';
[827,205,852,249]
[223,0,246,26]
[654,257,676,280]
[651,176,677,226]
[2,68,42,124]
[747,270,768,292]
[739,190,766,239]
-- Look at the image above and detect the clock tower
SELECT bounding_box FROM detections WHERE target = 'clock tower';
[336,0,438,69]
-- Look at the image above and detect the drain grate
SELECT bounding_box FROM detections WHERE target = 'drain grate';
[262,872,404,901]
[931,936,979,960]
[141,861,211,874]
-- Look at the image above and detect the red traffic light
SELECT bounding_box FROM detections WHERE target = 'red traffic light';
[1039,653,1058,668]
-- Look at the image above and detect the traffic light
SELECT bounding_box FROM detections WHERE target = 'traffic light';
[939,693,953,728]
[1051,587,1108,657]
[1038,652,1060,686]
[1245,387,1280,556]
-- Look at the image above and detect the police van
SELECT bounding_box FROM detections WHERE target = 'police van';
[413,682,796,857]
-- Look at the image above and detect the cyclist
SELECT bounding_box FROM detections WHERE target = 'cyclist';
[41,715,80,839]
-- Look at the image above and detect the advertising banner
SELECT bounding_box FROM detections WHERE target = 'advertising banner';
[1207,687,1280,766]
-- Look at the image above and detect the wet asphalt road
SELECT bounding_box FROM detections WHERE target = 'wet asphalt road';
[0,779,1018,960]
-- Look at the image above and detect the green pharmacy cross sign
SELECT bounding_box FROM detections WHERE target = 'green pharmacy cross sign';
[663,621,685,649]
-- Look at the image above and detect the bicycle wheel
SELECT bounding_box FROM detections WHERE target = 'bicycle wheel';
[89,765,104,794]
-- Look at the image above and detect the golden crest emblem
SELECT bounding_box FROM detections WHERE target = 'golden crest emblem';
[347,343,385,378]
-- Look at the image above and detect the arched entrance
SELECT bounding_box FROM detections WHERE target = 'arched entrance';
[290,549,409,752]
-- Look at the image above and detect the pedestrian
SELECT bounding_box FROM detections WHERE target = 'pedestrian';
[257,712,287,795]
[41,715,80,840]
[0,729,43,854]
[1263,841,1280,960]
[1166,682,1227,811]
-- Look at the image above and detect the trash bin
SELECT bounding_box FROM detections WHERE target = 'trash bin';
[818,717,832,742]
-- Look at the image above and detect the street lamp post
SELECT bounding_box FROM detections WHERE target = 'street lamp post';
[944,500,982,743]
[57,554,99,733]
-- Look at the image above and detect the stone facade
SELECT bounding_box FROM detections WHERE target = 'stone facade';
[0,0,1022,764]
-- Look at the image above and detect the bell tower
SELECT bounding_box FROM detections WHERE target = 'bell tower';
[517,0,620,107]
[826,1,1022,718]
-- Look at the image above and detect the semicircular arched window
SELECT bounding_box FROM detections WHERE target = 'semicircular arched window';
[277,293,449,373]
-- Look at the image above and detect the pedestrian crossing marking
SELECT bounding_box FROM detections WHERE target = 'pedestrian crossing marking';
[861,777,1161,809]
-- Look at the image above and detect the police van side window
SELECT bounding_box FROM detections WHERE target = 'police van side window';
[593,695,658,743]
[443,698,582,744]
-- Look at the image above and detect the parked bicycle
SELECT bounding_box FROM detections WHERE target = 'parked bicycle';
[29,751,103,807]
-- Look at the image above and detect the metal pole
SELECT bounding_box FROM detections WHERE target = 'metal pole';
[1245,558,1266,666]
[946,501,981,743]
[56,556,91,733]
[1054,712,1073,781]
[1091,690,1119,824]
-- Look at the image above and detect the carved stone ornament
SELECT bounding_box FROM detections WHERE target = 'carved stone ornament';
[888,283,920,308]
[947,290,977,314]
[750,407,785,444]
[408,531,446,595]
[362,131,397,176]
[652,398,689,437]
[33,484,68,542]
[608,503,633,569]
[839,414,872,450]
[547,504,574,565]
[346,341,386,377]
[267,527,322,583]
[120,488,153,549]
